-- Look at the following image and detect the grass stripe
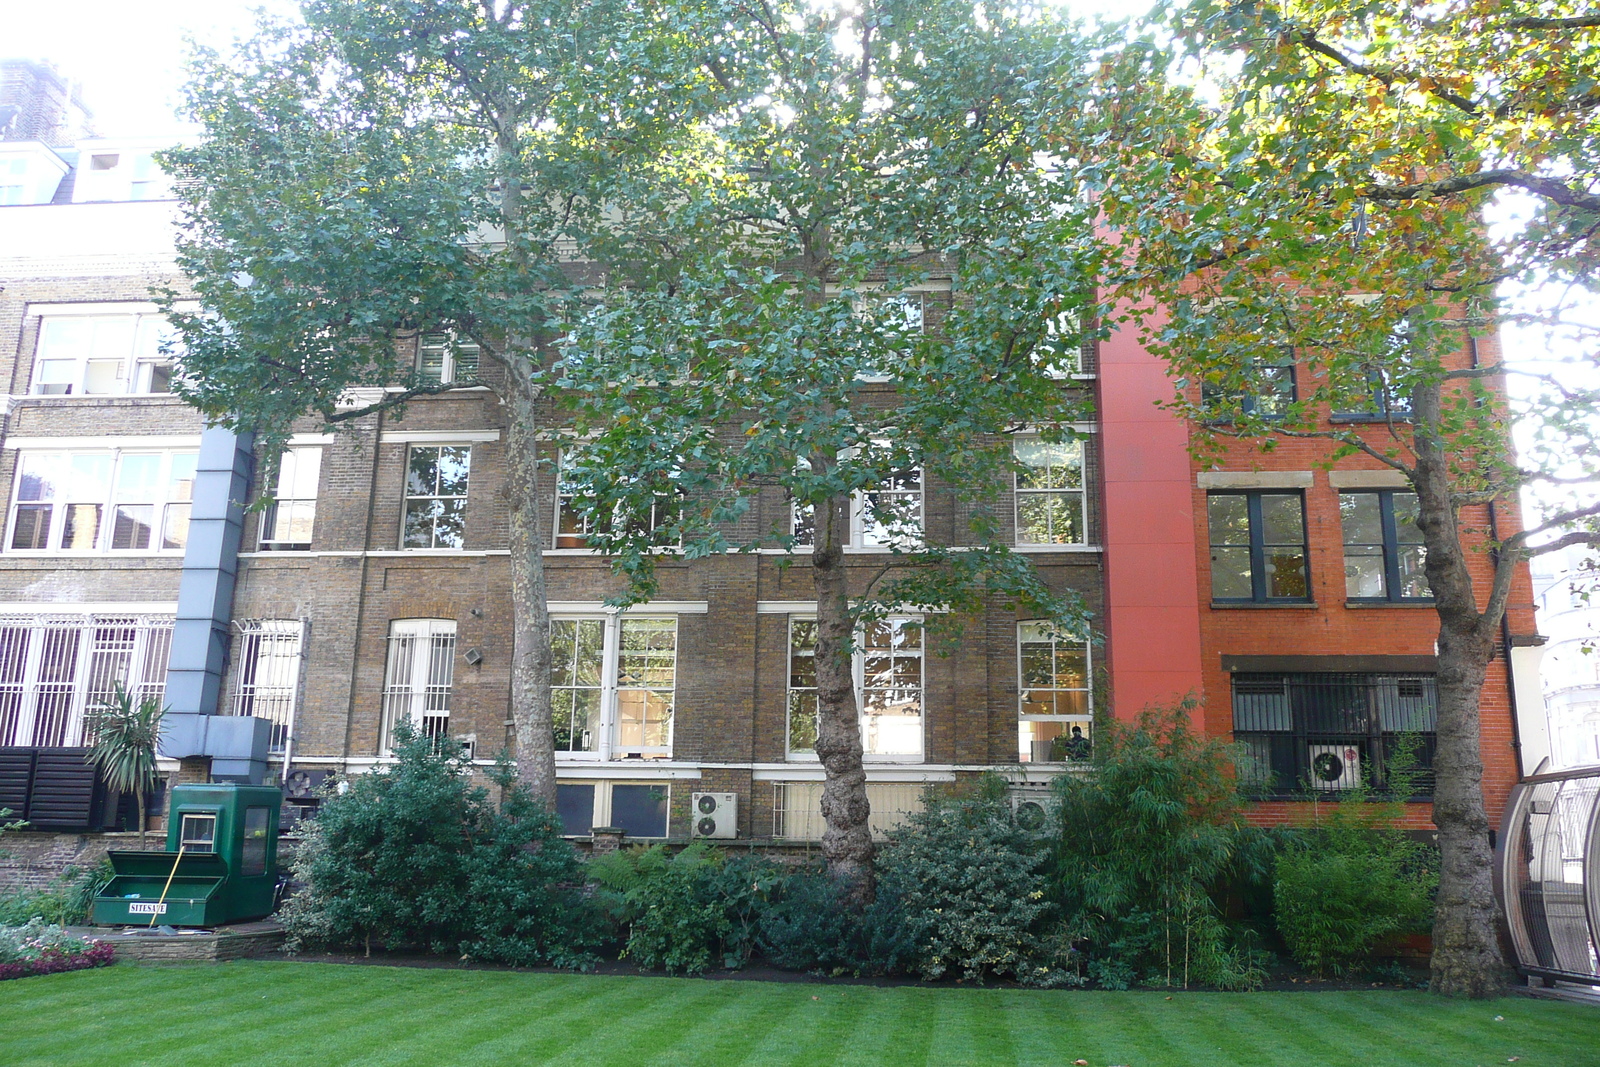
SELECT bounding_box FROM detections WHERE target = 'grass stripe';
[4,963,1599,1067]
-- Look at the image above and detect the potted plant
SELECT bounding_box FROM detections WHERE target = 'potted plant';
[86,685,166,848]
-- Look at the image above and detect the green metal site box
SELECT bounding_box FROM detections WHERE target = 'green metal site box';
[91,784,281,927]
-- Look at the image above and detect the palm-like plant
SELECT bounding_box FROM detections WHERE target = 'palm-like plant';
[86,684,166,848]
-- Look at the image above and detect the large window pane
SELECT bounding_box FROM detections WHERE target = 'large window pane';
[1209,491,1310,603]
[1017,621,1092,761]
[609,784,669,838]
[1015,437,1085,545]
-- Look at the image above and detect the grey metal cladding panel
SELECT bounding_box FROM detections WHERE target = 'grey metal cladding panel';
[173,571,237,632]
[158,713,209,758]
[205,714,271,761]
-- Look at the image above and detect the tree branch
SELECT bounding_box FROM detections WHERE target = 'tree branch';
[321,379,476,424]
[1503,14,1600,30]
[1363,169,1600,214]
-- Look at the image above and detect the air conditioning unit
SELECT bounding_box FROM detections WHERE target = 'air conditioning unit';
[1010,791,1055,832]
[692,792,738,839]
[1308,744,1362,791]
[283,768,333,800]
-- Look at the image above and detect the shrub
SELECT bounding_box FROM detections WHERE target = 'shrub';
[1274,749,1438,976]
[589,843,779,975]
[757,868,875,974]
[281,724,597,965]
[871,775,1069,984]
[1049,702,1271,990]
[0,861,113,927]
[0,921,114,981]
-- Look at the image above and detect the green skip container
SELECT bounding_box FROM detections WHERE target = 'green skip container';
[91,783,282,928]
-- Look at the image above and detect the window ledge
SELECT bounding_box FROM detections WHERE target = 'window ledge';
[1210,601,1319,609]
[1013,543,1102,553]
[1247,794,1433,803]
[1345,599,1436,608]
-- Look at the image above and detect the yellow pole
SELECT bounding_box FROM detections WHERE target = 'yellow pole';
[148,845,185,928]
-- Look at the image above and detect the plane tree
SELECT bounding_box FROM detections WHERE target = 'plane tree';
[1083,0,1600,996]
[159,0,708,804]
[556,0,1104,897]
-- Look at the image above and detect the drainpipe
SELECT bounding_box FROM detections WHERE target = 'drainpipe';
[1469,333,1527,777]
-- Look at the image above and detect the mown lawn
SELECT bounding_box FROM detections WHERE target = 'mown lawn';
[1,961,1596,1067]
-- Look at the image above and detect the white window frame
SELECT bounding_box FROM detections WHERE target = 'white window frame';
[1038,307,1090,378]
[416,331,481,385]
[30,311,180,397]
[401,445,471,550]
[259,447,323,551]
[786,613,924,762]
[834,282,941,383]
[6,449,197,556]
[1016,620,1093,764]
[554,448,680,551]
[791,450,925,552]
[1013,436,1087,546]
[551,614,677,760]
[230,620,306,754]
[380,619,457,752]
[0,612,174,748]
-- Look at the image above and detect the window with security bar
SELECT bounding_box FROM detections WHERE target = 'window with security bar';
[231,621,304,753]
[380,619,456,752]
[1231,672,1437,797]
[0,614,173,747]
[771,781,925,841]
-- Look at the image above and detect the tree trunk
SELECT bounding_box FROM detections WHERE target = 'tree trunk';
[811,488,875,902]
[493,111,557,809]
[1412,380,1510,997]
[1429,622,1506,996]
[136,788,148,850]
[506,400,557,808]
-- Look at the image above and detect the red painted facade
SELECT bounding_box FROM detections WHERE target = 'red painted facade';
[1097,324,1539,828]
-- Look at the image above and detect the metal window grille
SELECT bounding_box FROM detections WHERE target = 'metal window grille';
[1232,672,1437,796]
[381,619,456,752]
[231,620,304,753]
[0,613,173,747]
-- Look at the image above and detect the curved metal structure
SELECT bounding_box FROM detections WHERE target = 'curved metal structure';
[1496,762,1600,984]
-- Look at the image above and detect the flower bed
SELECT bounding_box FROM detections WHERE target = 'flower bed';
[0,921,115,981]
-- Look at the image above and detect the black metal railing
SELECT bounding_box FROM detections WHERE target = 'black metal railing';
[1233,672,1437,797]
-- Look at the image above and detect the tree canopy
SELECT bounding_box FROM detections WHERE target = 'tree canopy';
[1081,0,1600,997]
[556,0,1104,892]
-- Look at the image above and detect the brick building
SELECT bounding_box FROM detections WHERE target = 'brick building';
[0,65,1539,847]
